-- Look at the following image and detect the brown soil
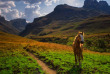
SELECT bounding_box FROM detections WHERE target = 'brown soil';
[27,52,56,74]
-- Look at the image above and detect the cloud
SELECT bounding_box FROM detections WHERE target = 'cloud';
[0,10,1,14]
[43,0,83,7]
[24,3,42,22]
[0,0,47,22]
[0,0,60,5]
[0,1,15,9]
[58,0,84,7]
[0,1,24,20]
[1,8,25,20]
[45,0,59,6]
[0,0,44,4]
[24,0,43,4]
[45,0,53,6]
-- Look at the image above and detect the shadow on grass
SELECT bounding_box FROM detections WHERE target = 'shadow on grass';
[67,65,83,74]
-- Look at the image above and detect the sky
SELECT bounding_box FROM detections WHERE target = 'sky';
[0,0,110,22]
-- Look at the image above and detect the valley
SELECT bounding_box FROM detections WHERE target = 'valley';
[0,31,110,74]
[0,0,110,74]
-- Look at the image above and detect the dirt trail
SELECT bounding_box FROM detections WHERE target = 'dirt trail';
[27,52,56,74]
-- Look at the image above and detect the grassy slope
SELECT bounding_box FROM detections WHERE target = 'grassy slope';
[0,31,44,74]
[0,22,19,35]
[29,32,110,52]
[0,31,110,73]
[0,31,72,52]
[1,30,109,54]
[0,49,44,74]
[27,15,110,38]
[67,33,110,52]
[25,45,110,74]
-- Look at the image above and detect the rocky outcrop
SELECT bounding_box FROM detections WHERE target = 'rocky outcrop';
[83,0,110,13]
[10,19,27,32]
[83,0,99,9]
[0,16,19,34]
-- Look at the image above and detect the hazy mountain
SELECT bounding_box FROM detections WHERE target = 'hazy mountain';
[20,0,110,37]
[0,16,19,34]
[83,0,110,13]
[10,19,27,32]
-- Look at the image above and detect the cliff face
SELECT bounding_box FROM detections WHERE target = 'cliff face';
[83,0,110,13]
[99,1,109,7]
[83,0,99,9]
[10,19,27,32]
[0,16,19,34]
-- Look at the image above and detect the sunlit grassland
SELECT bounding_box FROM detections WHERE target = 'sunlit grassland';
[0,31,72,51]
[0,31,37,44]
[0,31,45,74]
[0,31,109,55]
[0,31,72,74]
[67,33,110,52]
[25,45,110,74]
[29,32,110,52]
[0,31,110,73]
[26,15,110,38]
[0,43,44,74]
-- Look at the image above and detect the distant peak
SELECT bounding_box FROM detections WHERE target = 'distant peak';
[54,4,71,10]
[0,16,6,21]
[54,4,77,12]
[99,1,109,6]
[83,0,109,9]
[83,0,99,9]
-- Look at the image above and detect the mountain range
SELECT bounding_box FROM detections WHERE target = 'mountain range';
[10,19,27,32]
[0,16,19,34]
[83,0,110,13]
[0,16,27,35]
[0,0,110,37]
[20,0,110,37]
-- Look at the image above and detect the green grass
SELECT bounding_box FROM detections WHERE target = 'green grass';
[29,33,110,52]
[0,44,44,74]
[67,33,110,52]
[27,47,110,74]
[0,31,110,74]
[38,52,110,73]
[30,37,68,45]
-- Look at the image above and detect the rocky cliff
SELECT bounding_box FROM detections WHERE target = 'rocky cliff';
[10,19,27,32]
[0,16,19,34]
[83,0,110,13]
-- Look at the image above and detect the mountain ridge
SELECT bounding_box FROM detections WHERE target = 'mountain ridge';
[20,0,110,37]
[10,19,27,32]
[0,16,19,34]
[83,0,110,13]
[0,15,27,34]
